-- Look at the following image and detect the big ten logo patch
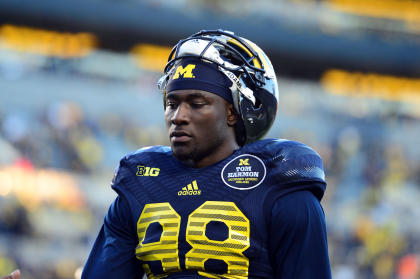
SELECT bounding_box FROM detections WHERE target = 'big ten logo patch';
[221,154,266,190]
[172,64,196,79]
[136,165,160,177]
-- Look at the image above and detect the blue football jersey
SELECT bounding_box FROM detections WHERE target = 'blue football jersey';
[82,139,331,279]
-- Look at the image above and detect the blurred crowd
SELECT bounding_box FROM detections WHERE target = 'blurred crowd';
[0,81,168,278]
[322,119,420,279]
[0,101,167,173]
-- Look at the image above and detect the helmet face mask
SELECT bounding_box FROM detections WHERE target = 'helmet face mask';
[159,29,279,145]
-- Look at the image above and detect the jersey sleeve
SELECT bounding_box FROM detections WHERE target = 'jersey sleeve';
[269,190,331,279]
[81,195,144,279]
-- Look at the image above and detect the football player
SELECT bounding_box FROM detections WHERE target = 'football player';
[82,30,331,278]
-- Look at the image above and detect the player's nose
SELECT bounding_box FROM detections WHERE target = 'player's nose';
[171,102,190,125]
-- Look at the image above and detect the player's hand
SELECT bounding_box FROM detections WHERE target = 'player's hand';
[0,270,20,279]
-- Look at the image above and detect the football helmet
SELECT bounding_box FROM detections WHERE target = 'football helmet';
[158,29,279,145]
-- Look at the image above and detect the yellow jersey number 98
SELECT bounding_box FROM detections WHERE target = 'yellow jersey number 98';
[136,201,250,278]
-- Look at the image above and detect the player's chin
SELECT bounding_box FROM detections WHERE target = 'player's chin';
[170,143,193,159]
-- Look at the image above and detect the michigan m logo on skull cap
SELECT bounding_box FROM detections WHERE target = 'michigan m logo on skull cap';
[172,64,196,79]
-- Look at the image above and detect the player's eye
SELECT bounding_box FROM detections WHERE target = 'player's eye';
[190,102,206,109]
[166,101,177,109]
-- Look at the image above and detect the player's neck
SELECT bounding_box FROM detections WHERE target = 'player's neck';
[183,140,240,168]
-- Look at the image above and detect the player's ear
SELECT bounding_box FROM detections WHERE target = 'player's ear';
[227,103,238,127]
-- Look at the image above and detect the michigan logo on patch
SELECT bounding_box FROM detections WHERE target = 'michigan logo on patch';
[221,154,266,190]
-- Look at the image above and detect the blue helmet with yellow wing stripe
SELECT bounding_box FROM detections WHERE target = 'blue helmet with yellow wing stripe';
[158,29,279,145]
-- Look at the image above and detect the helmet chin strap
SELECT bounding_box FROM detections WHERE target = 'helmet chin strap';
[218,67,256,107]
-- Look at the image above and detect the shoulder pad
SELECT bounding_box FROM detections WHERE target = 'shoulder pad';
[246,139,326,184]
[111,145,171,192]
[124,145,171,161]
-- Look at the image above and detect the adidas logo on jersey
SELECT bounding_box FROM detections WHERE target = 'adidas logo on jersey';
[178,180,201,196]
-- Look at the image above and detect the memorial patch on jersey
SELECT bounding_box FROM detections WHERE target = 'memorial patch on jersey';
[221,154,266,190]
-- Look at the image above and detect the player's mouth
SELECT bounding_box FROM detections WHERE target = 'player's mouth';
[170,130,192,143]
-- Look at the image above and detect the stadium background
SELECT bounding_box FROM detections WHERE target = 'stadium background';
[1,0,420,278]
